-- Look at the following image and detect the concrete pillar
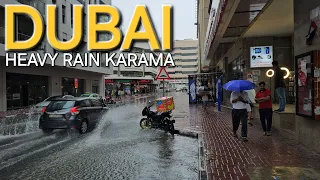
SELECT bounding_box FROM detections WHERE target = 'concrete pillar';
[85,78,92,93]
[49,76,61,96]
[99,75,105,97]
[0,64,6,112]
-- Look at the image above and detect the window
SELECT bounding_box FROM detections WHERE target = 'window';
[182,71,196,74]
[52,0,56,4]
[92,80,99,94]
[182,65,197,68]
[62,5,66,24]
[181,59,197,62]
[182,53,198,56]
[6,73,49,109]
[179,47,197,50]
[70,4,73,27]
[78,100,91,107]
[100,0,105,4]
[46,100,76,112]
[83,12,87,35]
[90,99,102,107]
[63,33,67,42]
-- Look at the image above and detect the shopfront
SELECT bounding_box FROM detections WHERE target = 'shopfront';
[6,72,49,109]
[61,77,85,97]
[105,79,156,95]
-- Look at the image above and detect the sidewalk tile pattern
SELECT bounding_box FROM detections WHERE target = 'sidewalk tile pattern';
[189,106,320,180]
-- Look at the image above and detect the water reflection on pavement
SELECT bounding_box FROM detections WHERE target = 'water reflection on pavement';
[0,103,198,180]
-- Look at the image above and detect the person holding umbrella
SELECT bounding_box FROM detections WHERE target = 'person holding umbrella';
[223,80,256,141]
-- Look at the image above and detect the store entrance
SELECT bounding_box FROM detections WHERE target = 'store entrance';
[6,72,49,110]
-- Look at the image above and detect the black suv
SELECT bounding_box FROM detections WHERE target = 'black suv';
[39,97,108,134]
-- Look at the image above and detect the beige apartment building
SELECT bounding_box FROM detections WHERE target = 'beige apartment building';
[167,39,199,89]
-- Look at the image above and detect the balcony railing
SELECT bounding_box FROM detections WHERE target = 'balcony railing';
[17,0,46,16]
[0,27,4,44]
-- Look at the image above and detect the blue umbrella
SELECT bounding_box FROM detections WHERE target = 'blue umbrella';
[223,80,256,92]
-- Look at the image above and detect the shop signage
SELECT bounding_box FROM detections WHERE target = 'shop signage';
[138,80,151,84]
[204,0,228,60]
[168,79,188,84]
[105,79,114,83]
[250,46,273,68]
[74,78,78,88]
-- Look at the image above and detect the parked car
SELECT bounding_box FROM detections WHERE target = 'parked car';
[80,93,106,105]
[39,97,108,134]
[80,93,100,98]
[175,88,181,92]
[34,95,74,113]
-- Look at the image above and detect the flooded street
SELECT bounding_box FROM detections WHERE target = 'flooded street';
[0,100,198,180]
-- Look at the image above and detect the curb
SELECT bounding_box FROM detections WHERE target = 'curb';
[177,129,198,138]
[198,133,208,180]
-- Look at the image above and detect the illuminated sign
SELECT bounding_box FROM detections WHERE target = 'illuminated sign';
[250,46,273,68]
[105,79,114,83]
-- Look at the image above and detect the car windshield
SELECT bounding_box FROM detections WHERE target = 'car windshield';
[80,94,91,97]
[46,100,76,112]
[45,96,61,101]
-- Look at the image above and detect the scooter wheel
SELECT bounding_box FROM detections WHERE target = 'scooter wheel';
[140,118,152,129]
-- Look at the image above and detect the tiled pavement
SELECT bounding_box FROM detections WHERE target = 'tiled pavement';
[172,93,320,180]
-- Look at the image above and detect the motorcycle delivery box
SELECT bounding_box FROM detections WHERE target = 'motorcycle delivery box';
[155,96,175,112]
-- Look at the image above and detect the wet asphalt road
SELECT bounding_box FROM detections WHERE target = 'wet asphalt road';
[0,96,198,180]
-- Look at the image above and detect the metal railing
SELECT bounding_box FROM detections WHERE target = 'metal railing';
[17,0,46,16]
[0,26,4,44]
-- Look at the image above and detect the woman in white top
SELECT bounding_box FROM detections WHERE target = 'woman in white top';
[245,89,256,126]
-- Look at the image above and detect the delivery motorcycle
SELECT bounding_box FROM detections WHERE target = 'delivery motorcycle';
[105,95,116,104]
[140,101,175,135]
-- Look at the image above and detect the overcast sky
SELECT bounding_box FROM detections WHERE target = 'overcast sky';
[112,0,197,40]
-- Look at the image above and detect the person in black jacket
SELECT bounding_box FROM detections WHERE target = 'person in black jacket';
[272,61,286,112]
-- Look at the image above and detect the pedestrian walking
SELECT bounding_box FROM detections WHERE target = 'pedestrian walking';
[255,81,273,136]
[245,89,256,126]
[230,90,250,141]
[272,61,286,112]
[202,91,209,108]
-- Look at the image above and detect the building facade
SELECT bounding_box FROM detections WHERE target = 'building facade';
[199,0,320,153]
[0,0,113,112]
[167,39,199,89]
[105,50,159,95]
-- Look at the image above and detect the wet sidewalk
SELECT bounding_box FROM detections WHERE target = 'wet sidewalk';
[195,107,320,180]
[170,93,320,179]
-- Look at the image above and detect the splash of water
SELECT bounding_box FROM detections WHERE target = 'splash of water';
[84,104,143,145]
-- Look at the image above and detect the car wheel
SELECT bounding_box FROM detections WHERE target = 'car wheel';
[79,120,88,134]
[42,129,53,135]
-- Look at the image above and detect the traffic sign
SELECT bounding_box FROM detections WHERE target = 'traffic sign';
[156,67,171,80]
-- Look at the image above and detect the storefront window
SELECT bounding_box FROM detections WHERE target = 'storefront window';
[296,52,314,117]
[6,73,48,110]
[61,77,84,97]
[92,80,99,94]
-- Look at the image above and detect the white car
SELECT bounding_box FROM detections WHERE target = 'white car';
[176,88,181,92]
